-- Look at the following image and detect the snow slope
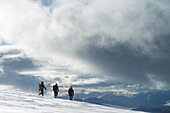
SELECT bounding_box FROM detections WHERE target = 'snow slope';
[0,90,147,113]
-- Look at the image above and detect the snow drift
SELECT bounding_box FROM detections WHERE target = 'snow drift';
[0,89,147,113]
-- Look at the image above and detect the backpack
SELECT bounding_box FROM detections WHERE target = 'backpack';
[69,88,74,95]
[39,84,43,90]
[53,85,58,92]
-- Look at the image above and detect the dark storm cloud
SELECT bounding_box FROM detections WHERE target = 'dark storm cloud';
[0,48,39,71]
[77,34,170,87]
[78,43,149,83]
[0,71,40,92]
[2,57,38,71]
[145,35,170,82]
[64,0,170,88]
[0,49,42,92]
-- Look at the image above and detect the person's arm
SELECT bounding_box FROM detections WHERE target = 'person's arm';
[39,84,42,91]
[72,89,74,95]
[43,85,47,90]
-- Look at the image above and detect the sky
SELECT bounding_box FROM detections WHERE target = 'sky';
[0,0,170,96]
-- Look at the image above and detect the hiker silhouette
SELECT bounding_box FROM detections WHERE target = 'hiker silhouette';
[53,83,59,98]
[68,86,74,100]
[39,81,46,96]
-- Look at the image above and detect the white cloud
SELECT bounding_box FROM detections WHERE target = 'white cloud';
[164,100,170,106]
[147,74,167,90]
[0,0,169,65]
[0,66,4,76]
[0,0,170,90]
[0,85,14,90]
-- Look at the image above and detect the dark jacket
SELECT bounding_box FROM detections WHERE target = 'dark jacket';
[68,87,74,96]
[53,85,59,92]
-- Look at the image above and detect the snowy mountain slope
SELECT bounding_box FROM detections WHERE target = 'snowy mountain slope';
[73,91,170,113]
[0,89,147,113]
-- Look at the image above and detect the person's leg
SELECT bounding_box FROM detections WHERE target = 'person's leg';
[69,95,73,100]
[54,91,56,98]
[70,96,72,100]
[39,90,42,95]
[42,89,44,96]
[54,91,58,98]
[56,91,58,97]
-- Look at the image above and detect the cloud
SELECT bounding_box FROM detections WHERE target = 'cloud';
[0,0,170,90]
[0,47,41,92]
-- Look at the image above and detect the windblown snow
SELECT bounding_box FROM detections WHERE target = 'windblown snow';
[0,89,147,113]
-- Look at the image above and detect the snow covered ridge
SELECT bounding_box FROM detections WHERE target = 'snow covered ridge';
[0,89,147,113]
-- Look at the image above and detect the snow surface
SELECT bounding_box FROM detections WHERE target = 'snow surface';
[0,89,147,113]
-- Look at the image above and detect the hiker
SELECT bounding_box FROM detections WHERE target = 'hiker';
[39,81,46,96]
[68,86,74,100]
[53,83,59,98]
